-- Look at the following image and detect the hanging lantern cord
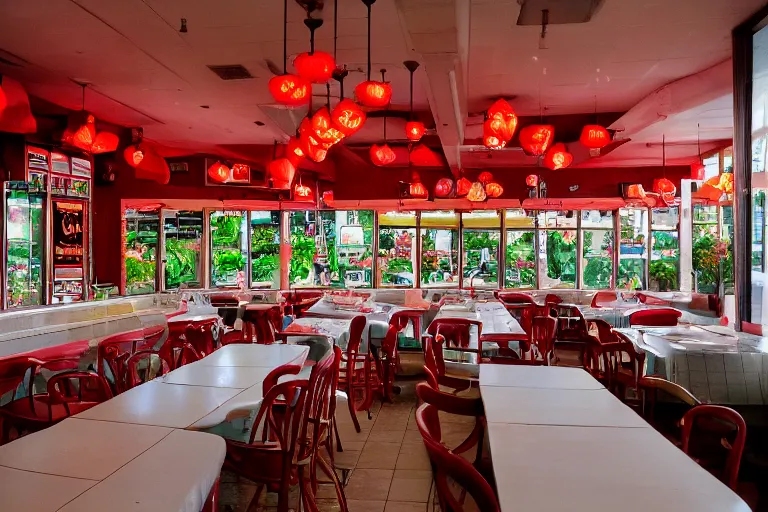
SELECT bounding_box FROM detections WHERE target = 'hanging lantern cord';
[333,0,338,61]
[282,0,288,74]
[404,60,420,122]
[326,83,331,109]
[272,140,278,159]
[361,0,377,80]
[697,123,702,164]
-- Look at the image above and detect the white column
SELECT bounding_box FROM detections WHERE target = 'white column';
[680,179,693,292]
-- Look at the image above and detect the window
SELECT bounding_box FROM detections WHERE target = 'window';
[378,211,417,288]
[420,211,459,287]
[210,210,247,288]
[618,208,648,290]
[505,209,535,289]
[581,211,614,290]
[249,211,280,289]
[330,210,374,288]
[289,210,325,288]
[650,207,680,292]
[462,210,500,288]
[537,211,577,289]
[163,210,203,290]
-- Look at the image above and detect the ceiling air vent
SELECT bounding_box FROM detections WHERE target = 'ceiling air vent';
[517,0,605,25]
[207,65,253,80]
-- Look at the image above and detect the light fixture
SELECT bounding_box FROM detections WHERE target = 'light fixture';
[483,119,505,149]
[655,135,676,205]
[485,182,503,198]
[519,125,554,156]
[299,118,329,163]
[355,0,392,107]
[403,60,425,142]
[268,1,310,105]
[434,178,454,198]
[456,176,472,197]
[370,144,396,166]
[466,182,487,202]
[691,123,705,180]
[579,124,610,149]
[208,161,230,183]
[409,172,428,199]
[61,85,119,154]
[312,106,345,145]
[268,158,296,190]
[542,143,573,170]
[525,174,539,188]
[332,98,366,136]
[478,171,494,184]
[286,136,305,166]
[485,99,517,146]
[124,145,144,168]
[294,15,335,84]
[294,176,313,199]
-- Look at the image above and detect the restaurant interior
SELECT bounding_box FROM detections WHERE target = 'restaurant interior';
[1,0,768,510]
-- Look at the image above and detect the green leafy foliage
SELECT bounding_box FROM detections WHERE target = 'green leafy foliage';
[546,231,576,284]
[252,254,280,283]
[125,257,156,289]
[164,239,198,288]
[650,260,678,291]
[583,257,612,289]
[290,231,316,282]
[210,214,243,247]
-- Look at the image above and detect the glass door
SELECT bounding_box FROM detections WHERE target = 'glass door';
[4,183,44,308]
[692,205,720,293]
[580,210,614,290]
[650,207,680,292]
[162,210,203,290]
[209,210,247,288]
[505,209,536,289]
[420,211,459,288]
[462,210,501,289]
[537,211,577,289]
[618,208,649,290]
[333,210,374,288]
[250,210,281,289]
[124,209,159,295]
[378,211,417,288]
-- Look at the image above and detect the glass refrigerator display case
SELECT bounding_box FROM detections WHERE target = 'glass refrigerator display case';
[537,210,577,289]
[580,210,614,290]
[210,210,247,288]
[650,207,680,292]
[378,211,417,288]
[124,209,160,295]
[51,199,86,303]
[420,211,459,288]
[162,210,203,290]
[250,210,281,289]
[462,210,500,288]
[618,208,649,290]
[505,209,536,289]
[3,182,45,309]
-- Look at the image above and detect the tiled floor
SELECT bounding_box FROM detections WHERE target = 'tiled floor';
[218,379,471,512]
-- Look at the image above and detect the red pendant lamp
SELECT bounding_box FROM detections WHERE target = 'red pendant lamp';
[268,158,295,190]
[231,163,250,181]
[486,99,517,142]
[410,144,441,167]
[355,0,392,108]
[0,84,7,115]
[542,143,573,170]
[294,175,313,200]
[0,77,37,134]
[370,144,396,166]
[409,172,428,199]
[124,145,145,168]
[268,0,310,104]
[299,118,329,163]
[467,182,487,202]
[91,132,119,154]
[456,176,472,197]
[312,106,345,145]
[691,123,706,180]
[478,171,494,184]
[403,60,425,142]
[208,161,230,183]
[519,125,554,156]
[434,177,454,198]
[61,85,118,154]
[483,119,505,149]
[294,14,335,84]
[332,98,366,136]
[654,135,676,205]
[525,174,539,188]
[485,182,503,198]
[580,124,610,149]
[286,136,305,166]
[135,149,170,185]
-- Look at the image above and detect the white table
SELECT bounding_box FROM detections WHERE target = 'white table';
[481,385,647,427]
[479,364,604,390]
[435,301,526,337]
[0,465,97,511]
[198,343,309,368]
[487,422,750,511]
[162,361,274,389]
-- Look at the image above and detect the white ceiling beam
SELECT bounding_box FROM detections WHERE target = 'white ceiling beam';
[395,0,471,175]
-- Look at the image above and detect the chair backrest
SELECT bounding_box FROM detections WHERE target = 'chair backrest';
[299,347,339,463]
[589,318,617,343]
[168,338,201,370]
[381,324,399,360]
[638,376,700,432]
[415,382,484,449]
[531,316,557,362]
[97,332,144,393]
[248,378,310,457]
[591,290,618,308]
[184,323,215,356]
[345,315,368,357]
[600,332,646,395]
[426,318,482,351]
[495,291,535,308]
[629,308,682,327]
[544,293,563,305]
[124,350,170,390]
[423,334,443,381]
[636,293,672,306]
[681,405,747,491]
[0,356,42,398]
[46,370,113,417]
[415,403,500,512]
[262,363,303,396]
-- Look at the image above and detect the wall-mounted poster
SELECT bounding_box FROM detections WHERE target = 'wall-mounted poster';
[51,152,70,175]
[27,146,50,172]
[52,200,84,265]
[71,157,92,177]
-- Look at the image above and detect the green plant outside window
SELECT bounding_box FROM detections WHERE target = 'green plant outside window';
[505,231,535,288]
[210,211,247,288]
[582,230,613,290]
[250,211,280,289]
[541,230,576,289]
[421,228,459,287]
[462,230,499,288]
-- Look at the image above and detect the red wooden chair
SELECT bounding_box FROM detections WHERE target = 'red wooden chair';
[224,379,310,512]
[638,376,700,445]
[183,323,216,356]
[415,383,487,470]
[588,318,617,343]
[524,316,557,364]
[97,332,143,394]
[494,291,536,315]
[590,290,618,308]
[337,315,378,432]
[45,370,113,415]
[415,403,500,512]
[167,338,201,370]
[378,324,400,403]
[424,334,472,393]
[587,332,646,404]
[628,308,682,326]
[124,350,171,390]
[681,405,747,491]
[426,317,484,364]
[636,292,672,306]
[283,290,324,318]
[544,293,563,306]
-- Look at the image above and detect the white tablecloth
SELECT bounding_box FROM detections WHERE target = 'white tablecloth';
[479,364,604,390]
[198,343,309,367]
[435,301,525,337]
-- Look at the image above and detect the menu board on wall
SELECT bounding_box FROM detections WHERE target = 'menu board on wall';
[71,157,92,177]
[27,147,50,171]
[52,201,84,265]
[51,152,70,175]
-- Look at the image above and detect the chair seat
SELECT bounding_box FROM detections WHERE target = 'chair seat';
[0,397,93,424]
[224,439,297,485]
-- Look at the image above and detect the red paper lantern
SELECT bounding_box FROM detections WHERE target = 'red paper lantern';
[268,158,296,189]
[580,124,610,149]
[370,144,396,166]
[286,136,305,166]
[331,99,366,136]
[322,190,334,207]
[653,178,676,196]
[312,107,345,145]
[91,132,119,154]
[299,118,329,163]
[483,119,505,149]
[691,163,706,180]
[135,150,170,185]
[0,78,37,134]
[355,80,392,108]
[67,114,96,150]
[456,177,472,197]
[543,143,573,170]
[410,144,442,167]
[208,162,230,183]
[526,174,539,188]
[485,182,503,198]
[410,181,428,199]
[268,74,310,106]
[467,182,487,202]
[295,181,313,199]
[124,146,144,168]
[405,121,425,142]
[478,171,494,184]
[231,163,250,181]
[625,184,646,199]
[434,178,454,198]
[519,125,554,156]
[486,99,517,142]
[294,51,335,83]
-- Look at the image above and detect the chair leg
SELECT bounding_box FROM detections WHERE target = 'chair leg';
[246,484,264,512]
[334,420,344,452]
[346,386,361,433]
[317,448,349,512]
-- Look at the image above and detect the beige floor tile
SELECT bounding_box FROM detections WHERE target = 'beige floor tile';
[402,429,423,444]
[357,442,401,469]
[367,428,407,443]
[384,501,427,512]
[339,441,366,451]
[316,498,343,512]
[393,469,432,479]
[395,443,432,470]
[347,499,386,512]
[345,468,394,501]
[333,449,361,469]
[388,472,433,502]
